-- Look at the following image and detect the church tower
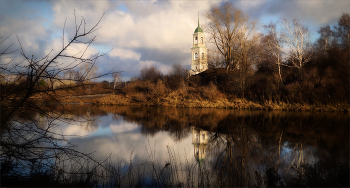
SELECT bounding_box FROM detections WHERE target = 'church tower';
[190,16,208,75]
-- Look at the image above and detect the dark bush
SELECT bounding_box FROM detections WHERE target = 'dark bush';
[101,80,110,89]
[139,65,163,83]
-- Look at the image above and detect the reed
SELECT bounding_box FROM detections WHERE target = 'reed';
[1,144,348,187]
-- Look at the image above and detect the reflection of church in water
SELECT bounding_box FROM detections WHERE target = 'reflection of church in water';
[192,127,208,163]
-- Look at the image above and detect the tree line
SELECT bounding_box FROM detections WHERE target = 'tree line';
[203,3,349,104]
[131,3,348,106]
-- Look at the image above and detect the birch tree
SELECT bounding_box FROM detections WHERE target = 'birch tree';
[112,72,122,89]
[279,18,313,74]
[263,23,285,83]
[79,63,98,83]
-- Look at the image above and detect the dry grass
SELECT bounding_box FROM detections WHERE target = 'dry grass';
[93,92,348,112]
[35,80,348,112]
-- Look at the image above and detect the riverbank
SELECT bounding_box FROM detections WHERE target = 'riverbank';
[59,93,349,112]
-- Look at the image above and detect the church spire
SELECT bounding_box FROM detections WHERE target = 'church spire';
[194,13,203,33]
[198,12,200,27]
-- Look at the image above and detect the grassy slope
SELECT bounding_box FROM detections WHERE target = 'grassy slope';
[93,94,348,112]
[44,82,347,112]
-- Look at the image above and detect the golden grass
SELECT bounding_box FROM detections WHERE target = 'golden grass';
[91,93,348,112]
[40,82,348,112]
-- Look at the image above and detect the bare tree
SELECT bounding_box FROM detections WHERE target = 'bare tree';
[317,25,334,55]
[207,49,226,69]
[79,63,99,83]
[334,13,350,49]
[139,65,163,83]
[205,2,248,72]
[0,12,111,181]
[333,13,350,83]
[112,72,122,89]
[63,69,78,86]
[169,63,187,80]
[63,69,77,80]
[262,23,285,83]
[166,63,188,90]
[234,21,260,98]
[279,18,313,73]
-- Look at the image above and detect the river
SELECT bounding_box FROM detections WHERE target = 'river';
[35,105,349,186]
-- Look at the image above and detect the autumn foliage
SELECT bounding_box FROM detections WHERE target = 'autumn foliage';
[113,13,349,110]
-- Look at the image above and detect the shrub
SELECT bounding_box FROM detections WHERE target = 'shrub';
[166,63,188,90]
[101,80,110,89]
[150,80,168,103]
[122,80,152,95]
[201,82,222,101]
[132,93,147,103]
[139,65,163,83]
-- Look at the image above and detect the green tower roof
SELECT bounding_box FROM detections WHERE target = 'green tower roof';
[194,16,203,33]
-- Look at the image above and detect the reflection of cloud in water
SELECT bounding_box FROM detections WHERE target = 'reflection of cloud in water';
[53,114,120,137]
[64,124,91,136]
[43,105,348,186]
[97,114,122,129]
[53,121,98,137]
[69,131,193,166]
[54,106,349,172]
[110,122,140,134]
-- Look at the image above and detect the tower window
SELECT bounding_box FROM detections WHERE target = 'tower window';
[202,53,204,59]
[201,37,203,44]
[195,37,198,44]
[195,53,198,60]
[196,134,198,141]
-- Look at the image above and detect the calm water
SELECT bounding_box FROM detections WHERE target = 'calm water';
[44,105,349,186]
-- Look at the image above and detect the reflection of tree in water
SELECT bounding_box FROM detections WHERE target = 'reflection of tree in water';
[203,112,349,186]
[140,125,159,136]
[113,113,121,121]
[112,106,348,187]
[204,117,261,186]
[33,106,99,134]
[79,107,98,133]
[138,112,191,141]
[64,105,349,186]
[166,120,191,142]
[102,106,348,156]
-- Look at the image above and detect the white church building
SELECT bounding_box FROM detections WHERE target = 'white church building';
[188,17,208,76]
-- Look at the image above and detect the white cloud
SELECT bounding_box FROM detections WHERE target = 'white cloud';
[109,48,141,60]
[139,60,158,68]
[1,0,349,78]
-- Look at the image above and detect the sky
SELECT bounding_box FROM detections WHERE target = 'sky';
[0,0,349,81]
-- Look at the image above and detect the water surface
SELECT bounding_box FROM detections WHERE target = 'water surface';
[48,105,349,186]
